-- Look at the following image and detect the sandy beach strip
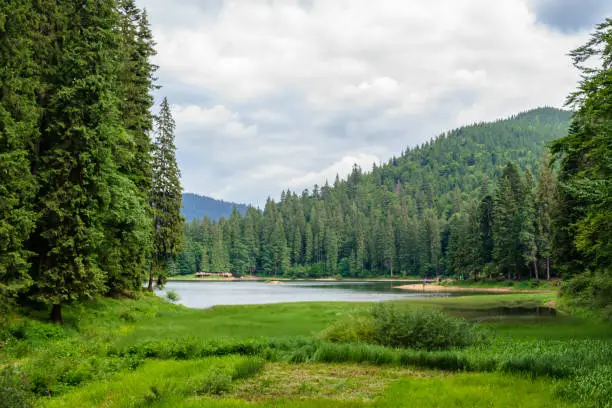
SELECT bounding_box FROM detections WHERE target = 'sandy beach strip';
[394,284,555,293]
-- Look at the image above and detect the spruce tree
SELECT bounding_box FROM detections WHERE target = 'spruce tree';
[149,97,184,290]
[30,0,125,322]
[536,154,555,280]
[101,0,158,294]
[0,0,39,301]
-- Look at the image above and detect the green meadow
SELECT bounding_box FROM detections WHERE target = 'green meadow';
[1,292,611,407]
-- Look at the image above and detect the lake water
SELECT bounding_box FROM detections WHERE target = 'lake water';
[160,280,452,309]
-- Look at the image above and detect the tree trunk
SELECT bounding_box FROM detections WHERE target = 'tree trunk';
[546,257,550,281]
[533,258,539,281]
[147,268,154,292]
[51,304,62,324]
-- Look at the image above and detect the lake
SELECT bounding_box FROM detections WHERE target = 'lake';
[159,280,452,309]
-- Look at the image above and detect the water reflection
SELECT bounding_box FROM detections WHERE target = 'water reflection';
[447,306,558,321]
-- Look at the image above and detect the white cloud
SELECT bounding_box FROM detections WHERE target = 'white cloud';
[139,0,589,206]
[173,104,257,138]
[288,153,381,190]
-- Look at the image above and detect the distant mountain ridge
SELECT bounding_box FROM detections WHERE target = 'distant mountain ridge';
[181,193,248,221]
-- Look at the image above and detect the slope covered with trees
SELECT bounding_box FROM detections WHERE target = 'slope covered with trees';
[178,108,571,279]
[182,193,248,221]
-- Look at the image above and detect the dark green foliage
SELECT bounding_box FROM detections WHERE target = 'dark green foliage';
[321,304,484,351]
[149,97,184,289]
[101,0,158,295]
[183,108,571,279]
[0,0,39,302]
[371,304,484,350]
[551,19,612,314]
[165,289,180,303]
[0,366,33,408]
[0,0,161,320]
[29,0,127,321]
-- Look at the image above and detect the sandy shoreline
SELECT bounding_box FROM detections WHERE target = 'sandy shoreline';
[395,284,555,293]
[166,277,423,283]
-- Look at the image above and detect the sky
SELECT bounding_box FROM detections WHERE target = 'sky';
[138,0,611,207]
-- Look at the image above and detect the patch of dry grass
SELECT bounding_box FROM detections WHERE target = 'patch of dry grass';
[232,363,431,401]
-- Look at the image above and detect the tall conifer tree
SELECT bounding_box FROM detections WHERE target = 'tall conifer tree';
[30,0,125,322]
[0,0,39,301]
[149,97,184,290]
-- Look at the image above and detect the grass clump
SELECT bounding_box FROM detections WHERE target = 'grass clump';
[557,365,612,408]
[322,304,485,351]
[197,370,233,395]
[165,289,181,303]
[231,357,265,380]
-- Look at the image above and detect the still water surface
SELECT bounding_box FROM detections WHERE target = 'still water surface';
[160,280,452,309]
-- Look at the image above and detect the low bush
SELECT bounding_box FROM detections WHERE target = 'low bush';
[371,304,485,350]
[0,366,34,408]
[322,304,485,351]
[562,269,612,321]
[165,289,181,303]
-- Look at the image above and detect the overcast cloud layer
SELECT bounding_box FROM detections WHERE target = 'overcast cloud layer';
[137,0,609,207]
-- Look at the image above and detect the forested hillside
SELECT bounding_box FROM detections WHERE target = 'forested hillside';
[182,193,248,221]
[178,107,571,279]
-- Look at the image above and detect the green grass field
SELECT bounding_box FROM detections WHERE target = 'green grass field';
[1,292,611,407]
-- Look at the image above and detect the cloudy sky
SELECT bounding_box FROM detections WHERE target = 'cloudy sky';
[138,0,611,207]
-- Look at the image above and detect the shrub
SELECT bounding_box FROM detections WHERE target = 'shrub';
[165,289,181,303]
[562,269,612,320]
[320,314,376,344]
[320,304,485,351]
[371,304,485,350]
[8,320,66,342]
[0,367,34,408]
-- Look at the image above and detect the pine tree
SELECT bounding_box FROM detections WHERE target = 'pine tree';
[149,97,184,290]
[324,227,338,275]
[493,163,526,280]
[100,1,158,294]
[0,0,39,301]
[521,170,538,280]
[382,216,395,277]
[536,154,556,280]
[30,1,125,322]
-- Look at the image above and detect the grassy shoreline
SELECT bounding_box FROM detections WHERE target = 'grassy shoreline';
[2,291,610,407]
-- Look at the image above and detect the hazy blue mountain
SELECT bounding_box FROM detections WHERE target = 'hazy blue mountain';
[181,193,248,221]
